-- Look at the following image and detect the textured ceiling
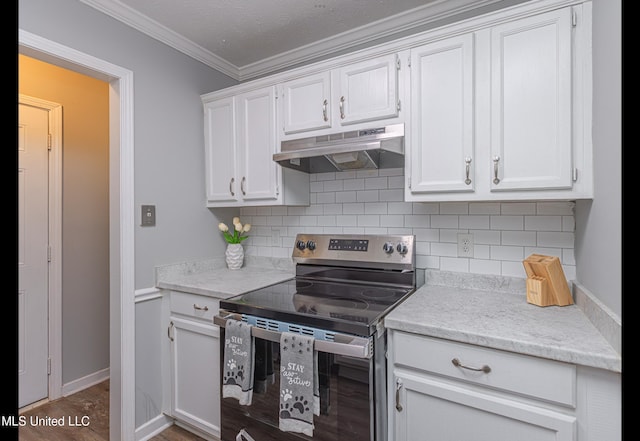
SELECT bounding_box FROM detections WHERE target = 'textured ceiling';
[81,0,505,80]
[116,0,436,67]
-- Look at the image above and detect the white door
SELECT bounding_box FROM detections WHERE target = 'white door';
[18,103,50,408]
[236,86,279,202]
[280,71,332,134]
[204,97,238,204]
[409,34,475,194]
[335,53,399,125]
[489,7,573,191]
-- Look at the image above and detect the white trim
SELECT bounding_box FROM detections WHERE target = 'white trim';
[134,414,174,441]
[78,0,238,80]
[18,29,136,441]
[135,287,164,303]
[62,368,110,397]
[18,94,64,403]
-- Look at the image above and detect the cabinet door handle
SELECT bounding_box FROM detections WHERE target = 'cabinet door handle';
[168,321,174,341]
[229,177,235,196]
[493,156,501,185]
[395,378,403,412]
[241,176,246,196]
[193,304,209,311]
[339,96,345,119]
[322,99,328,122]
[452,357,491,373]
[464,157,472,185]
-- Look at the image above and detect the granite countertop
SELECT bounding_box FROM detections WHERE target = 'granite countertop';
[155,256,295,299]
[385,271,621,373]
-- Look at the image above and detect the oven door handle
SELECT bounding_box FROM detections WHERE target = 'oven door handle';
[214,314,373,359]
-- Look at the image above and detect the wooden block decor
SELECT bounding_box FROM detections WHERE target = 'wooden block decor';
[522,254,573,307]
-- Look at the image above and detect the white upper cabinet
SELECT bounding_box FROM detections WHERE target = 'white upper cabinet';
[406,3,592,201]
[334,53,400,126]
[279,52,405,139]
[202,86,309,207]
[489,8,573,192]
[204,96,237,204]
[409,34,475,194]
[280,71,332,134]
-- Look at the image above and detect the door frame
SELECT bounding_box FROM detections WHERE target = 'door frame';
[18,94,63,405]
[19,30,136,441]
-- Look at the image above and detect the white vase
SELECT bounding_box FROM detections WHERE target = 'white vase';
[225,243,244,270]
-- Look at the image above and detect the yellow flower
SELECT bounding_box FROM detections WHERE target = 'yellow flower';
[234,222,243,232]
[242,223,251,233]
[218,222,228,232]
[232,217,240,225]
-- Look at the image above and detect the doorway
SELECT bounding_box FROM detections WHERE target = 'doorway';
[18,96,63,409]
[19,30,136,441]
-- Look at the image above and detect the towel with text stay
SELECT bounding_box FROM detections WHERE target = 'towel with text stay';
[222,319,255,405]
[279,332,319,436]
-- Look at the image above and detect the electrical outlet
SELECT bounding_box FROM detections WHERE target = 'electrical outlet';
[457,233,474,258]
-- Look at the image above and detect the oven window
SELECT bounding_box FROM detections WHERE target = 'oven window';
[221,337,373,441]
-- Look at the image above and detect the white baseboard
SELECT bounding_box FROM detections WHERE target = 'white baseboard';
[135,413,174,441]
[62,367,110,397]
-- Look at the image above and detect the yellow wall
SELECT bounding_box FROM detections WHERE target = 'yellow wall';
[18,54,111,383]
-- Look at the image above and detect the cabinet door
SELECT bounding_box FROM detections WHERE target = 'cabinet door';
[281,72,332,134]
[204,97,239,204]
[335,53,399,125]
[409,34,475,194]
[489,8,573,192]
[170,317,221,437]
[393,373,576,441]
[236,87,279,202]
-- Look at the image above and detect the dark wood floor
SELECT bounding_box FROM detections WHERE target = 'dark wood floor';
[18,380,207,441]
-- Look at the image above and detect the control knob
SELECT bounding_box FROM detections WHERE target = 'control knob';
[396,243,408,255]
[306,240,316,251]
[296,240,307,250]
[382,242,395,254]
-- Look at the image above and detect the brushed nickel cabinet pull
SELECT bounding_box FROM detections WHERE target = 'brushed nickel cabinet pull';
[339,96,345,119]
[229,177,235,196]
[464,157,472,185]
[452,357,491,373]
[395,378,403,412]
[193,304,209,311]
[241,176,246,196]
[322,99,328,122]
[168,321,174,341]
[493,156,501,184]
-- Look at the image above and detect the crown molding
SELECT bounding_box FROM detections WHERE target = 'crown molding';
[79,0,504,82]
[238,0,504,81]
[78,0,240,79]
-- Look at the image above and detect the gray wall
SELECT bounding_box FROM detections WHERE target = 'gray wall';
[19,0,239,290]
[19,0,238,431]
[575,0,622,318]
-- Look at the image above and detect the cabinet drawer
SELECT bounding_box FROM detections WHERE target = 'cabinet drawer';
[170,291,219,322]
[392,332,576,407]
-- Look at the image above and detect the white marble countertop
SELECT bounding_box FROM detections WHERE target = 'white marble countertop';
[385,271,621,373]
[155,256,295,299]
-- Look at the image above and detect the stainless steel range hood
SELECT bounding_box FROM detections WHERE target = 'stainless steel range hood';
[273,123,404,173]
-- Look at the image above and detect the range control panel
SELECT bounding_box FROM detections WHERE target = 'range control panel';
[292,233,415,271]
[328,238,369,252]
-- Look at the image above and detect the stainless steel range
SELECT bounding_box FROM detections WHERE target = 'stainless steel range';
[214,233,417,441]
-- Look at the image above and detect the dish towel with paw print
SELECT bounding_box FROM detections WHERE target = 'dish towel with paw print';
[279,332,319,436]
[222,319,255,405]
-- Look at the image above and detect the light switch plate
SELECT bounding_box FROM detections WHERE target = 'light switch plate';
[141,205,156,226]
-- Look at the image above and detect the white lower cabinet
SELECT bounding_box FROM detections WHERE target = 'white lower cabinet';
[167,291,221,439]
[388,330,620,441]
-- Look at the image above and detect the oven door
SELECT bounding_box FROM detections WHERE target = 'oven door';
[215,315,386,441]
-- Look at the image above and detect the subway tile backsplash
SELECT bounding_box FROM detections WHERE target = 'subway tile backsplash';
[239,168,576,281]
